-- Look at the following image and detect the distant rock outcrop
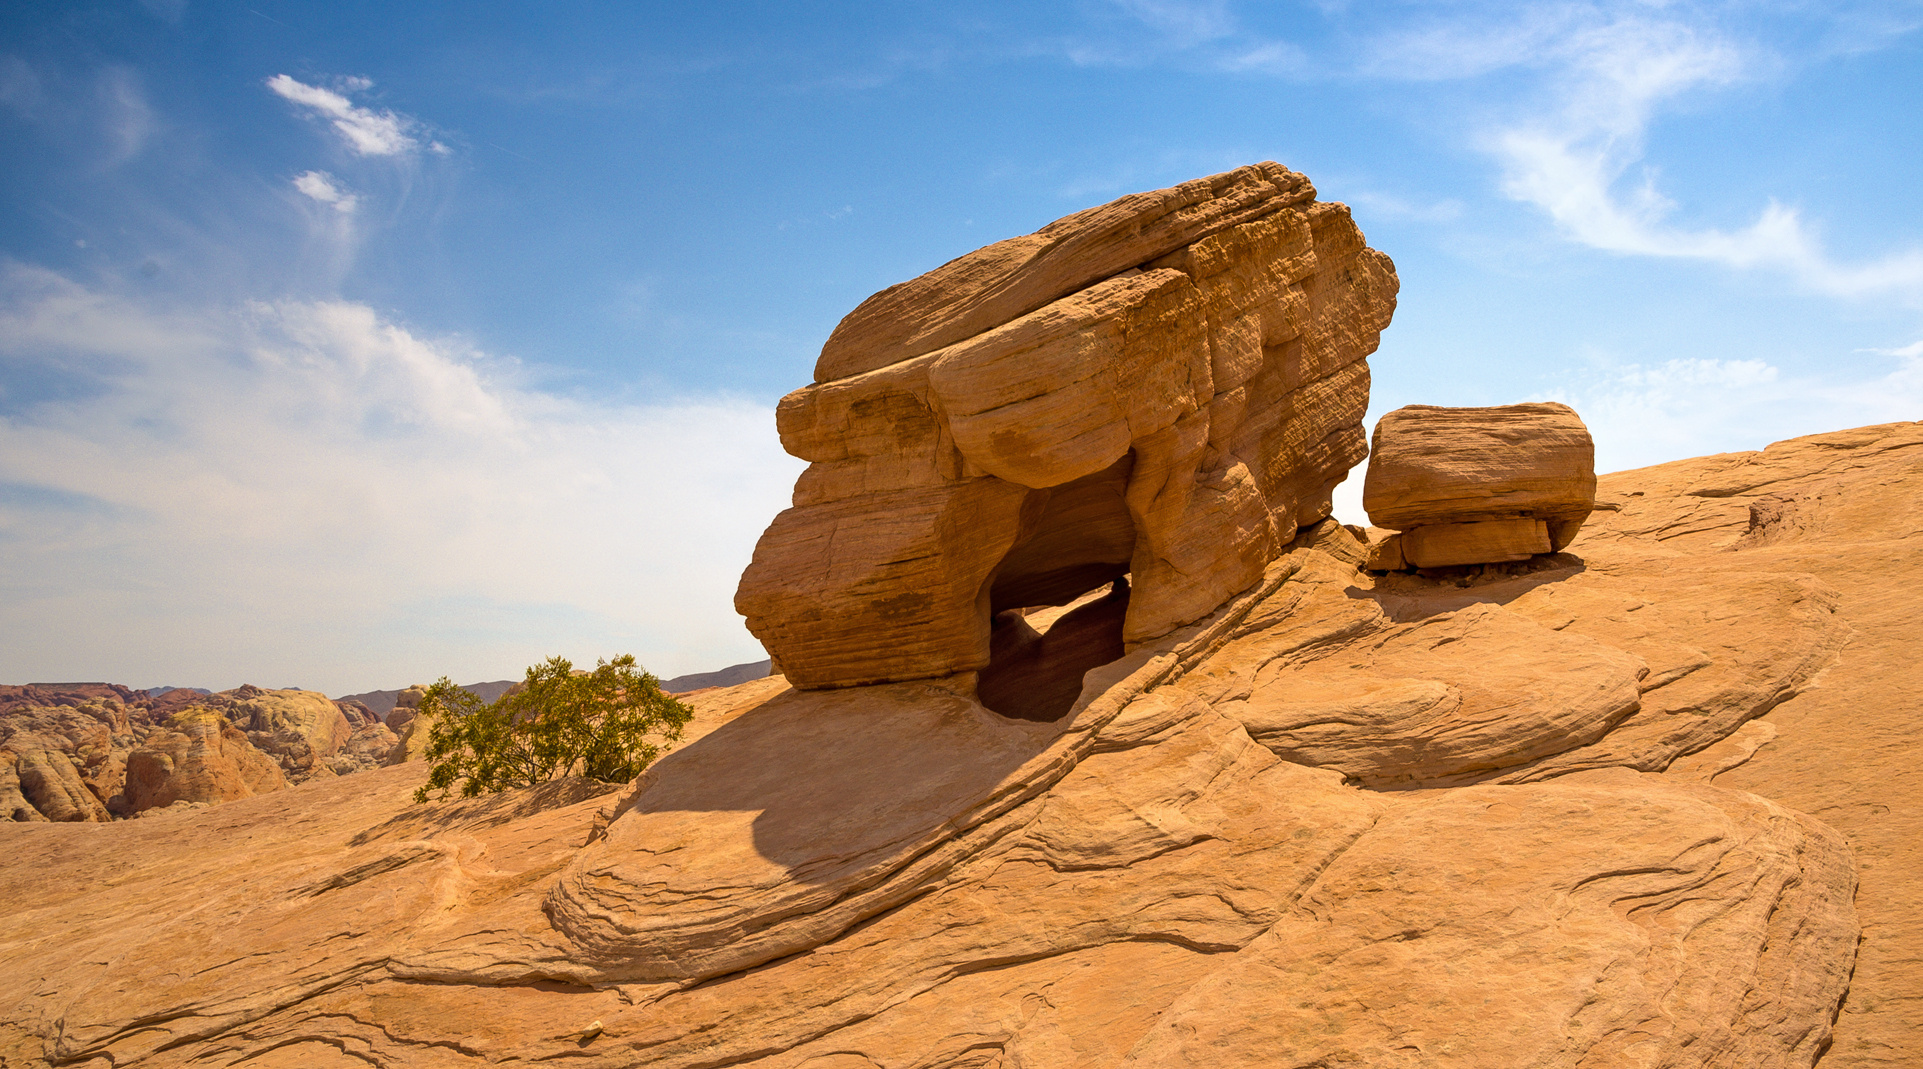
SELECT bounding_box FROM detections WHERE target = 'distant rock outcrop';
[738,162,1398,691]
[0,683,397,821]
[124,707,288,811]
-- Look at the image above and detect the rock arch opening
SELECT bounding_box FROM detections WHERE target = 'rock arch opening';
[976,455,1136,721]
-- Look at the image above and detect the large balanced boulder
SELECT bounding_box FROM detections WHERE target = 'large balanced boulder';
[1363,401,1596,568]
[737,162,1398,690]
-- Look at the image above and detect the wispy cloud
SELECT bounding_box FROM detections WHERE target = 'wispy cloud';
[1340,189,1465,225]
[1438,4,1923,301]
[1864,338,1923,358]
[292,169,357,213]
[266,74,423,157]
[1070,0,1307,73]
[0,264,801,693]
[1090,1,1923,301]
[96,67,156,165]
[1531,349,1923,473]
[1113,0,1237,48]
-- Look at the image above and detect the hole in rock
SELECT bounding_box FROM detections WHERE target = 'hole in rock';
[977,579,1130,722]
[987,454,1135,615]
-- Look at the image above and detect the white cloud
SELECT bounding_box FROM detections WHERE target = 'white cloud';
[1076,0,1309,73]
[266,74,419,157]
[97,66,155,165]
[1462,6,1923,301]
[0,264,803,693]
[292,170,358,214]
[1530,351,1923,474]
[1113,0,1237,48]
[1217,40,1310,75]
[1866,338,1923,358]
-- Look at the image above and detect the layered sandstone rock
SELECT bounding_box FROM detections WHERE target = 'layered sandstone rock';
[123,708,288,811]
[738,162,1398,690]
[3,183,1916,1066]
[229,687,356,777]
[0,696,135,820]
[0,684,394,820]
[1364,401,1596,568]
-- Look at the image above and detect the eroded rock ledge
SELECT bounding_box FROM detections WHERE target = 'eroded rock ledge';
[737,162,1398,691]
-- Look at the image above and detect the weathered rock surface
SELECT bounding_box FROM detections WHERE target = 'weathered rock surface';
[1575,420,1923,1067]
[738,162,1398,690]
[0,684,395,821]
[1123,775,1856,1069]
[1365,401,1597,567]
[123,708,289,811]
[228,686,356,776]
[9,421,1920,1067]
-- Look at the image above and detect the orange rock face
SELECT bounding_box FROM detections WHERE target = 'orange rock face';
[1364,401,1597,568]
[737,162,1398,691]
[123,710,289,812]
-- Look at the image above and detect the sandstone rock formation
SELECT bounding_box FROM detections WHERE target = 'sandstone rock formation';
[737,162,1398,692]
[2,151,1914,1066]
[1364,401,1596,568]
[0,684,396,821]
[7,420,1918,1068]
[382,684,428,733]
[123,707,288,811]
[228,686,357,777]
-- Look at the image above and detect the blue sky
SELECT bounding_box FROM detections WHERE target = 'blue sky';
[3,0,1920,694]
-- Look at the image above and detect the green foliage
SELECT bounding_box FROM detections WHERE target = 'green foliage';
[412,654,692,803]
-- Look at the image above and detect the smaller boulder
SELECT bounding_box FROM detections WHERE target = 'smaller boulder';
[384,685,428,732]
[1363,402,1595,569]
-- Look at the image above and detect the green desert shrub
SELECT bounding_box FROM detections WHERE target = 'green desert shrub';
[412,654,692,803]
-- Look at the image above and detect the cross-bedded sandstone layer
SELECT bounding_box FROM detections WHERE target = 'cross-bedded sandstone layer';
[736,162,1398,691]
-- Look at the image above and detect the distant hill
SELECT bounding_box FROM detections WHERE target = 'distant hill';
[336,661,773,710]
[662,659,773,693]
[336,680,517,715]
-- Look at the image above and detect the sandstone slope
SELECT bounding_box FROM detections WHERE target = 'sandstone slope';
[4,421,1917,1067]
